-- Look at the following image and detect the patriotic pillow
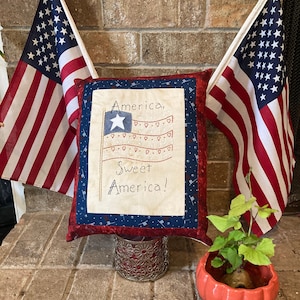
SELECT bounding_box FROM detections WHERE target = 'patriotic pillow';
[67,70,212,245]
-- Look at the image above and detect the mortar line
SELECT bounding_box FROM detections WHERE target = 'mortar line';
[61,236,87,299]
[61,268,77,300]
[18,269,38,300]
[36,213,66,268]
[0,213,33,266]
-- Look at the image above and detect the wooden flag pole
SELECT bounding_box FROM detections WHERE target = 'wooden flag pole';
[60,0,98,79]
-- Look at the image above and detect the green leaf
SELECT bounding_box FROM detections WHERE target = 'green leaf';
[233,222,242,230]
[208,236,228,252]
[228,230,246,242]
[229,194,256,217]
[211,256,225,268]
[243,234,260,246]
[238,244,271,266]
[256,238,275,258]
[220,247,243,273]
[256,204,278,219]
[207,215,241,232]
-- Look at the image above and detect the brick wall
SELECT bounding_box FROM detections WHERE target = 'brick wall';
[0,0,258,214]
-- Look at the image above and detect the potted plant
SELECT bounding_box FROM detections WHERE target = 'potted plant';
[196,170,279,300]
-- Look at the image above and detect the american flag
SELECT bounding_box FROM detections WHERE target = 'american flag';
[205,0,294,235]
[0,0,97,196]
[103,111,174,163]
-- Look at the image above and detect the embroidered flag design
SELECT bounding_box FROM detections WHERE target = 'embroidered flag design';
[103,111,174,163]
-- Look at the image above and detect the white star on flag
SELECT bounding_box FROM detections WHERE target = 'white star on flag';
[110,113,125,131]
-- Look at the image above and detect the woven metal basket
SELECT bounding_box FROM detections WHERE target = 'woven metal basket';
[114,235,169,281]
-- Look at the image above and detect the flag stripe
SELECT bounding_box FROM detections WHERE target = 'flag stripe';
[0,61,27,118]
[278,87,294,185]
[43,125,76,189]
[59,48,92,126]
[206,96,274,233]
[18,81,64,184]
[230,64,285,213]
[11,78,57,179]
[60,56,87,84]
[0,69,42,175]
[67,100,80,126]
[217,63,287,211]
[225,65,287,211]
[26,95,66,185]
[261,101,289,197]
[57,154,76,195]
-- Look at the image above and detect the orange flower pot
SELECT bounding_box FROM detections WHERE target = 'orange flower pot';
[196,252,279,300]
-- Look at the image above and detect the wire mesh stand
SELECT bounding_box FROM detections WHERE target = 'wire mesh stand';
[114,235,169,281]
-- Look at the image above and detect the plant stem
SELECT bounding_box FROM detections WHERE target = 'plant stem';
[246,168,253,237]
[248,210,253,237]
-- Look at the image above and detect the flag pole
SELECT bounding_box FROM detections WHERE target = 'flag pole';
[207,0,268,92]
[60,0,98,79]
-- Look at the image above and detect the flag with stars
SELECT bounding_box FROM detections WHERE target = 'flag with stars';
[0,0,97,196]
[205,0,294,235]
[104,111,132,136]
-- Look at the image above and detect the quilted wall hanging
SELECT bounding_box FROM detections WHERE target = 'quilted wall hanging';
[67,70,212,245]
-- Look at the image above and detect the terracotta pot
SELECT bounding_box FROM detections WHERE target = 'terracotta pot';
[196,252,279,300]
